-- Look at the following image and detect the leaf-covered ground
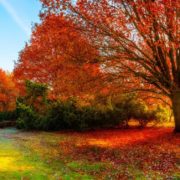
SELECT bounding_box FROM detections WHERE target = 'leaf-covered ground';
[0,128,179,179]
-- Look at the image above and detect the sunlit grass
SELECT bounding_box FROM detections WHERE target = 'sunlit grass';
[0,129,94,179]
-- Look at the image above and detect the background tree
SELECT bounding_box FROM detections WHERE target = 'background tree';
[14,14,103,99]
[40,0,180,132]
[0,69,17,111]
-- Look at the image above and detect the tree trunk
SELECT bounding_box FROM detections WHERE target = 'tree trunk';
[172,90,180,133]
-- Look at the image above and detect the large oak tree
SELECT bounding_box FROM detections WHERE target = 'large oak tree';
[40,0,180,132]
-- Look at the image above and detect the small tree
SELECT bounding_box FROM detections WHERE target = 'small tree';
[16,80,48,129]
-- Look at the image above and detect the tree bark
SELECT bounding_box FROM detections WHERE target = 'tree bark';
[172,90,180,133]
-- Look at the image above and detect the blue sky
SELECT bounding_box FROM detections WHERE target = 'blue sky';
[0,0,41,72]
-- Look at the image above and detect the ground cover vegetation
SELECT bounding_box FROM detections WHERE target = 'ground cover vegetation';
[0,128,179,179]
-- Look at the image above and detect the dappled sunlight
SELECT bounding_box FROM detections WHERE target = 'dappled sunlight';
[85,139,110,148]
[56,128,179,178]
[72,128,175,148]
[0,128,179,179]
[0,155,33,172]
[0,129,49,178]
[0,131,33,173]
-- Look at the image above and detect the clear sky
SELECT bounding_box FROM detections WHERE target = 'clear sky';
[0,0,41,72]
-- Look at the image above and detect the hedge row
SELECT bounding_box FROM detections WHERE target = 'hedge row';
[15,81,171,131]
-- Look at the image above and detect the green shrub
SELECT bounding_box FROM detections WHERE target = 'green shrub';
[41,100,77,130]
[16,102,40,129]
[113,93,156,127]
[16,81,170,131]
[0,111,17,122]
[78,106,119,130]
[153,105,171,122]
[16,80,49,130]
[36,98,121,131]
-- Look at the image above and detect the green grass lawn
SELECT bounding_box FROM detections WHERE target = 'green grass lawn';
[0,128,179,179]
[0,128,94,180]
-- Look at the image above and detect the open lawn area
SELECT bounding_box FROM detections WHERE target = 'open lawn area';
[0,128,179,180]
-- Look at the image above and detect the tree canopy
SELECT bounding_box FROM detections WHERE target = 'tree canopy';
[39,0,180,132]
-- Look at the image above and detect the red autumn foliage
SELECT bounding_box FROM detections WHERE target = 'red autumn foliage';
[0,69,17,111]
[40,0,180,132]
[14,14,105,98]
[58,128,179,177]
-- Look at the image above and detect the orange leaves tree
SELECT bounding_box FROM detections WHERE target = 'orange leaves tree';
[40,0,180,132]
[14,14,103,99]
[0,69,17,111]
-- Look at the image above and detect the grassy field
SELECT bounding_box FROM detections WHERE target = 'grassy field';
[0,127,179,180]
